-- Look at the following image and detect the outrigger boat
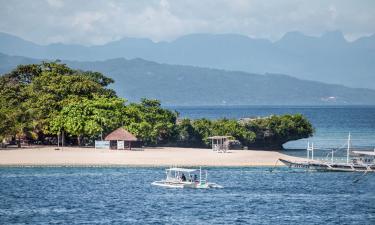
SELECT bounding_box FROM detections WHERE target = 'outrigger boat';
[151,167,223,189]
[279,133,375,172]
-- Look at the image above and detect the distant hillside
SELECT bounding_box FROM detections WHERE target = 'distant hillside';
[0,53,38,73]
[0,31,375,89]
[1,53,375,106]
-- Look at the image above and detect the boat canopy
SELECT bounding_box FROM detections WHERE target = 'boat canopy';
[166,168,198,173]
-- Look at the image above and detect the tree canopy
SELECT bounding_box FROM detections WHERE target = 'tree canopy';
[0,62,314,149]
[243,114,314,149]
[123,99,177,145]
[50,95,126,145]
[0,62,118,145]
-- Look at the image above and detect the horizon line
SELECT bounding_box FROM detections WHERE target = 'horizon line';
[1,30,374,47]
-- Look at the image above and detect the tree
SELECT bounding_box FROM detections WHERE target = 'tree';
[211,118,256,146]
[0,62,314,150]
[176,118,202,146]
[0,65,36,146]
[0,62,117,146]
[123,99,177,145]
[191,118,213,146]
[244,114,314,149]
[190,118,256,147]
[51,96,126,145]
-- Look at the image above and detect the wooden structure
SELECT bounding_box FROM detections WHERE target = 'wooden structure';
[105,128,138,150]
[208,136,232,153]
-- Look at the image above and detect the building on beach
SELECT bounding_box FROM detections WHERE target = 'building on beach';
[208,136,232,152]
[104,128,138,150]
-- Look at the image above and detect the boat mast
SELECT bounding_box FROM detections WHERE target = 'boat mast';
[307,141,309,159]
[307,141,314,160]
[347,132,351,164]
[199,167,202,184]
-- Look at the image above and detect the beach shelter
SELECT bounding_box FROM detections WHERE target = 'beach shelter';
[208,136,232,153]
[104,128,138,150]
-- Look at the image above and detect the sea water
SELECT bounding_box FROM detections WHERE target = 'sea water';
[0,167,374,224]
[169,106,375,149]
[1,106,374,224]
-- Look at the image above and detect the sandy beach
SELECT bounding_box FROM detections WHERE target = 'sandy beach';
[0,146,301,167]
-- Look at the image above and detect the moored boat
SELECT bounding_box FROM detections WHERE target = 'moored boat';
[279,133,375,172]
[279,158,374,172]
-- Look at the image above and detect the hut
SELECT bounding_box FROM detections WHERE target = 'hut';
[208,136,232,153]
[104,128,138,150]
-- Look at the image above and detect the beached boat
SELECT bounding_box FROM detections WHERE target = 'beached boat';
[151,167,223,189]
[279,134,375,172]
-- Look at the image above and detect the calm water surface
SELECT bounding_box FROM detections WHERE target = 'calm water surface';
[1,167,374,224]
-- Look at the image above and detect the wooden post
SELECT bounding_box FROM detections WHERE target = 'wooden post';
[61,130,64,151]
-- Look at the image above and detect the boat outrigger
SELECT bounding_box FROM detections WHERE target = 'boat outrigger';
[279,133,375,172]
[151,167,223,189]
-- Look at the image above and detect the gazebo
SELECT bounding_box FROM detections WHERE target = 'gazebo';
[208,136,232,153]
[105,128,138,150]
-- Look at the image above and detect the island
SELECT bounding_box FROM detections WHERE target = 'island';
[0,62,313,166]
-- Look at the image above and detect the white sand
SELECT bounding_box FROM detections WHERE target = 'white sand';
[0,146,301,167]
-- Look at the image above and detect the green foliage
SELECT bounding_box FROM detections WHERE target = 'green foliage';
[0,62,314,149]
[211,118,256,146]
[190,118,256,147]
[0,65,36,142]
[244,114,314,149]
[176,115,313,149]
[123,99,177,145]
[191,118,213,146]
[175,119,202,146]
[175,118,256,148]
[0,62,118,145]
[50,96,125,145]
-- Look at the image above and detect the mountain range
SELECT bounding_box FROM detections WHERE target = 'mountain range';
[0,31,374,89]
[1,53,375,106]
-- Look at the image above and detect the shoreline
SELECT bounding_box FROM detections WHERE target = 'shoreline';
[0,164,286,168]
[0,146,302,167]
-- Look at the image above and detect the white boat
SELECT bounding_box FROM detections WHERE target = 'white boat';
[151,167,223,189]
[279,133,375,172]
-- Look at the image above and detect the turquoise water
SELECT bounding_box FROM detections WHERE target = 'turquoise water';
[0,167,374,224]
[169,106,375,149]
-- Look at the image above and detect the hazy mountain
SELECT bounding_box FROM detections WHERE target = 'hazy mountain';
[0,31,374,89]
[1,53,375,106]
[0,53,38,73]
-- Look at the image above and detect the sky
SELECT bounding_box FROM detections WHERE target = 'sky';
[0,0,374,45]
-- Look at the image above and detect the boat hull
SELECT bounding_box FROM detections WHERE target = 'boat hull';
[151,180,223,189]
[279,158,374,172]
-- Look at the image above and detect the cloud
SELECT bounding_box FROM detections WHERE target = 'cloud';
[46,0,64,8]
[0,0,374,45]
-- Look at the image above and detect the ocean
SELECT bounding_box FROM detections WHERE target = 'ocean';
[0,167,374,224]
[1,106,375,224]
[169,106,375,150]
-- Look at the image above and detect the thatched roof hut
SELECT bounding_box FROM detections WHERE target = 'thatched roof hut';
[104,128,138,150]
[105,128,137,141]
